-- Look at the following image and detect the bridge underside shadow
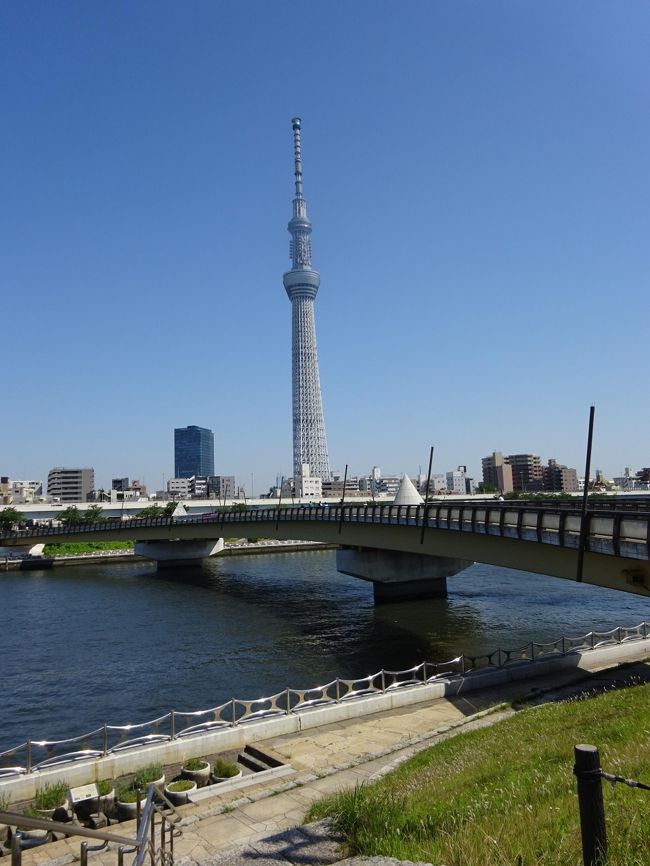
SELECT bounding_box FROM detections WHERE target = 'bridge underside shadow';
[336,546,472,602]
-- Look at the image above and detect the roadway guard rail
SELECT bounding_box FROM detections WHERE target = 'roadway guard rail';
[2,503,649,561]
[1,620,648,779]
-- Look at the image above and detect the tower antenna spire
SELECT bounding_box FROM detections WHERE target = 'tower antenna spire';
[282,117,331,482]
[292,117,303,199]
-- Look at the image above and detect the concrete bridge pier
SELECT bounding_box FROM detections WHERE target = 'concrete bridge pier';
[336,546,472,603]
[134,539,224,568]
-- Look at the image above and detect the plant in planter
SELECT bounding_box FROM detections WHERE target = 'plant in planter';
[181,757,211,787]
[163,779,197,806]
[97,779,115,811]
[213,758,242,782]
[34,781,69,817]
[133,763,165,791]
[115,782,147,821]
[0,793,10,845]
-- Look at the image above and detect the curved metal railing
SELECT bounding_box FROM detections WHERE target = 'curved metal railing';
[2,502,648,561]
[1,620,648,778]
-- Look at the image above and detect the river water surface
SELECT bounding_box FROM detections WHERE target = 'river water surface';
[1,550,649,755]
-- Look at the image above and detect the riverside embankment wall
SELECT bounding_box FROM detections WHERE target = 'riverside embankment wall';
[2,638,649,803]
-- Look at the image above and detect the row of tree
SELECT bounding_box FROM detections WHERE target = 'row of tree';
[0,502,180,529]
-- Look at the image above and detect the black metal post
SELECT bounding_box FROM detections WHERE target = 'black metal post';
[576,406,595,582]
[420,446,434,545]
[275,476,284,530]
[574,744,607,866]
[338,464,349,534]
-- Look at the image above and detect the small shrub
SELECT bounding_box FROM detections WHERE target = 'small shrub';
[0,792,10,811]
[167,780,194,792]
[97,779,113,796]
[214,758,239,778]
[183,758,208,772]
[133,763,163,788]
[116,784,144,804]
[34,781,68,810]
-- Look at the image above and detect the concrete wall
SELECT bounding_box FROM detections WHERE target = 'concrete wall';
[2,637,649,804]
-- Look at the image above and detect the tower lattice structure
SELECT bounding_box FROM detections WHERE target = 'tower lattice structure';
[282,117,331,482]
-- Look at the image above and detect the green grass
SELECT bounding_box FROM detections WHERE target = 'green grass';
[116,784,145,804]
[183,758,208,771]
[307,682,650,866]
[43,541,134,555]
[167,779,195,792]
[133,763,164,788]
[34,781,68,810]
[214,758,239,778]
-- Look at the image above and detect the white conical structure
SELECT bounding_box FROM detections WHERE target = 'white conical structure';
[282,118,331,481]
[392,474,424,506]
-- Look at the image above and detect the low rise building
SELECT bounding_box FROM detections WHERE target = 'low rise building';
[208,475,236,500]
[47,467,95,503]
[295,464,322,499]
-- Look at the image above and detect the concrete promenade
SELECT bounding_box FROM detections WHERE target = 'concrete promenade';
[16,640,650,866]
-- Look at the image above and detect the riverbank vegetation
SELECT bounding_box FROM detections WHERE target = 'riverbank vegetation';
[307,680,650,866]
[43,541,134,556]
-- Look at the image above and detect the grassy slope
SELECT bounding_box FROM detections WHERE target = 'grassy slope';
[43,540,134,555]
[308,681,650,866]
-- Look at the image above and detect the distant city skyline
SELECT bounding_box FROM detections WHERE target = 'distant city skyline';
[2,3,648,491]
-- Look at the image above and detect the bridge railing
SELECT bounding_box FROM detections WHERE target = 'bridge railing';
[2,621,648,779]
[3,503,648,561]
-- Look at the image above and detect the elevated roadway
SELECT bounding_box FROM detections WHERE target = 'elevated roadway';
[2,501,649,601]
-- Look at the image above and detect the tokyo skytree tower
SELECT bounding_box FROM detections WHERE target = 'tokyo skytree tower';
[283,117,331,481]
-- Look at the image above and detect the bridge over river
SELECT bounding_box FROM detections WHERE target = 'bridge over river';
[2,501,649,602]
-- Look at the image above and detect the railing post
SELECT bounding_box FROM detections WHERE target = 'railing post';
[155,805,160,866]
[103,725,108,755]
[573,744,607,866]
[380,670,386,693]
[231,698,238,725]
[11,830,22,866]
[335,678,341,702]
[27,741,32,774]
[80,841,88,866]
[170,711,175,740]
[286,687,291,715]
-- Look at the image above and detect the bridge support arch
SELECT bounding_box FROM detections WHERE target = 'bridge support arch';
[134,539,224,568]
[336,546,472,603]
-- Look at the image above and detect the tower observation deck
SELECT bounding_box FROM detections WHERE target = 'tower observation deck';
[283,117,331,481]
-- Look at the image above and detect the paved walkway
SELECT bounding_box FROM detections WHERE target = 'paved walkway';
[16,655,650,866]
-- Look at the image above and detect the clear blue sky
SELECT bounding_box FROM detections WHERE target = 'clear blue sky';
[2,1,648,494]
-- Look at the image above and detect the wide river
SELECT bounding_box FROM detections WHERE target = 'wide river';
[1,550,649,755]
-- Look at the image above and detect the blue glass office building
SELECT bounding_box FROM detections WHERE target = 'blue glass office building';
[174,426,214,478]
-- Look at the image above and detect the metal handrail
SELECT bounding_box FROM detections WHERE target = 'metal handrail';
[1,620,648,777]
[0,784,181,866]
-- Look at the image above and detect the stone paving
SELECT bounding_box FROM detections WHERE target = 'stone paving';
[12,654,650,866]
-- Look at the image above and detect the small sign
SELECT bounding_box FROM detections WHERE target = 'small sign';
[69,783,99,805]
